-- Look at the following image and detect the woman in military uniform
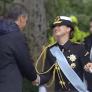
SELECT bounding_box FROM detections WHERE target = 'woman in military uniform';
[35,16,92,92]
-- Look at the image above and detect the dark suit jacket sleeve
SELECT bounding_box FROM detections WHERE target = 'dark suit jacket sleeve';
[12,32,37,81]
[84,36,92,51]
[40,48,55,85]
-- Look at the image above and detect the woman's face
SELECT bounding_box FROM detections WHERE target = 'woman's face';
[53,25,70,41]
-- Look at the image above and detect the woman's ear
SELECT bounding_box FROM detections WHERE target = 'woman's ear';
[19,16,24,23]
[67,27,71,33]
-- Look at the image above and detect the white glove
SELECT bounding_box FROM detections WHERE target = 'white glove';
[84,63,92,73]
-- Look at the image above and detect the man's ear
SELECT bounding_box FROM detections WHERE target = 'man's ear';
[16,16,21,25]
[19,16,23,23]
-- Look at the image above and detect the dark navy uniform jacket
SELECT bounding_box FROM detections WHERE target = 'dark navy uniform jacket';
[84,35,92,51]
[40,41,90,92]
[84,35,92,92]
[0,19,37,92]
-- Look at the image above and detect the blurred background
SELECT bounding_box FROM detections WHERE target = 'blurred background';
[0,0,92,92]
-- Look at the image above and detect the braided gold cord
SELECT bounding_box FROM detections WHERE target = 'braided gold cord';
[35,43,56,75]
[35,43,66,88]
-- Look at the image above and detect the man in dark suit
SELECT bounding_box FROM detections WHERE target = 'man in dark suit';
[84,18,92,92]
[0,3,38,92]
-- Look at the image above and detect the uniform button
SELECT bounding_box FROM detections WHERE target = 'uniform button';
[68,50,70,52]
[62,49,64,52]
[68,88,71,91]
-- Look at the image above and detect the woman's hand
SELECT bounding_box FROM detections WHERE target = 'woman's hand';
[84,63,92,73]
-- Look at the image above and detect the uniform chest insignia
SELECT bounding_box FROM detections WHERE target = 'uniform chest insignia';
[71,63,76,68]
[53,16,62,24]
[67,54,77,62]
[84,51,89,56]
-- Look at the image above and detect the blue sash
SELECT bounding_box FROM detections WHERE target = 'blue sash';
[90,47,92,61]
[50,46,89,92]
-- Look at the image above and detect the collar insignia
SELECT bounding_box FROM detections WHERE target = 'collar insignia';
[67,54,77,62]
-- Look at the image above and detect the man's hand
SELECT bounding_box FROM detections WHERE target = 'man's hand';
[32,75,40,86]
[84,63,92,73]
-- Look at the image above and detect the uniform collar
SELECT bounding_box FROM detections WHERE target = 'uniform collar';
[57,40,72,50]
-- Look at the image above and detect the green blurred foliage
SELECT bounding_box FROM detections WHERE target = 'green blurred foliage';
[0,0,14,3]
[45,0,92,44]
[45,0,92,31]
[70,16,89,42]
[0,0,14,16]
[71,26,89,42]
[23,79,38,92]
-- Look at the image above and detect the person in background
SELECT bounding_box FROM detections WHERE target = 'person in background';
[84,18,92,92]
[0,3,39,92]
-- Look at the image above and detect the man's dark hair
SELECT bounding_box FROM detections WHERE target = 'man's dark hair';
[5,3,29,21]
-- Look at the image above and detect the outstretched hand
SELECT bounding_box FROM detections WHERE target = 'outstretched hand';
[84,63,92,73]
